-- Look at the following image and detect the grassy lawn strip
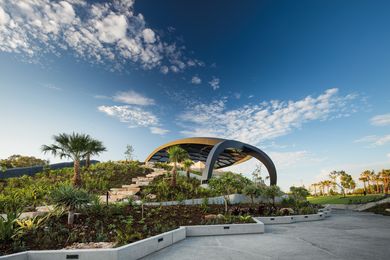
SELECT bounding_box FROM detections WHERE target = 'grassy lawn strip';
[307,194,385,204]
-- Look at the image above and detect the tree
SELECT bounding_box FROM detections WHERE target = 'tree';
[263,185,283,207]
[290,186,310,201]
[124,145,134,161]
[182,159,194,179]
[329,171,339,191]
[167,146,189,187]
[379,169,390,194]
[0,155,46,169]
[251,164,264,185]
[243,184,263,204]
[42,133,106,187]
[361,170,374,193]
[51,185,91,225]
[359,173,368,194]
[340,172,356,195]
[372,173,381,194]
[208,172,252,212]
[85,139,106,168]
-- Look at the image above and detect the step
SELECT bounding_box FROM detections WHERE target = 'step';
[122,184,140,189]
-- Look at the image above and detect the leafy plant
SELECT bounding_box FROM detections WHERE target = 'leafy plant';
[51,185,91,225]
[0,211,19,242]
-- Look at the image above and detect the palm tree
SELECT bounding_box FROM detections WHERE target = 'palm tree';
[167,146,189,187]
[372,173,382,194]
[361,170,374,194]
[380,169,390,194]
[42,133,106,187]
[359,174,368,194]
[183,159,194,179]
[85,139,106,168]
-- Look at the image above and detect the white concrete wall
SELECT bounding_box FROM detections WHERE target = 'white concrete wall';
[256,212,327,225]
[0,252,28,260]
[185,221,264,237]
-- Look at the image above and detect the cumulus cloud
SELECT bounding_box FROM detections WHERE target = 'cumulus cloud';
[0,0,196,71]
[354,134,390,146]
[209,76,220,90]
[149,127,169,135]
[191,76,201,85]
[113,90,155,106]
[178,88,358,145]
[370,113,390,126]
[98,105,158,128]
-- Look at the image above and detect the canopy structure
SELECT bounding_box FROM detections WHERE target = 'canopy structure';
[145,137,277,185]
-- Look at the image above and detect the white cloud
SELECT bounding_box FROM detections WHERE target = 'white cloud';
[95,14,127,43]
[160,65,169,74]
[113,90,155,106]
[0,0,197,71]
[179,88,358,145]
[209,76,220,90]
[355,134,390,146]
[142,28,155,43]
[387,153,390,159]
[98,105,158,128]
[370,113,390,126]
[191,76,201,85]
[149,127,169,135]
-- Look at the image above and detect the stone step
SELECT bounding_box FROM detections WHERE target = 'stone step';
[36,205,55,212]
[122,184,140,189]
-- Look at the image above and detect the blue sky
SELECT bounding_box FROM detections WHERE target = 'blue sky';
[0,0,389,190]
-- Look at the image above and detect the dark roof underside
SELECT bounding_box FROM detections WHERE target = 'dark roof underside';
[147,143,249,169]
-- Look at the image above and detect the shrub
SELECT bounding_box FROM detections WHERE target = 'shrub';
[51,185,91,225]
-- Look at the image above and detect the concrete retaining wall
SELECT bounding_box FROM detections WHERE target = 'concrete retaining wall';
[144,193,282,206]
[0,220,262,260]
[185,218,264,236]
[255,210,330,225]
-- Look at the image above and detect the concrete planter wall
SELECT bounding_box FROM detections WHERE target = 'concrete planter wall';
[255,209,331,225]
[185,218,264,236]
[0,220,263,260]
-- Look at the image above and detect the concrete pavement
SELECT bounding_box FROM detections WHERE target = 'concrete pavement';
[142,210,390,260]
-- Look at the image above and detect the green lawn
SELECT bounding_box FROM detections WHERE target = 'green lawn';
[307,194,386,204]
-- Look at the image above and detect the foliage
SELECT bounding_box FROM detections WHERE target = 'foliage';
[153,162,172,171]
[0,211,19,242]
[263,185,283,206]
[51,185,91,225]
[42,132,106,187]
[208,172,252,212]
[167,145,189,187]
[182,159,194,179]
[307,194,385,204]
[243,184,264,204]
[0,161,149,213]
[289,186,310,201]
[141,175,214,202]
[0,155,47,169]
[124,145,134,161]
[51,185,91,210]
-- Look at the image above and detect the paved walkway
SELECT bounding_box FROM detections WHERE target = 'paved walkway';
[143,210,390,260]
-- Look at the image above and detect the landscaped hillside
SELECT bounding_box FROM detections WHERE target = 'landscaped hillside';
[0,161,151,212]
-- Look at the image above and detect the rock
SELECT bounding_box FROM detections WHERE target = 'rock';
[64,242,116,250]
[204,214,217,220]
[279,208,294,215]
[217,214,225,219]
[146,194,157,200]
[385,208,390,213]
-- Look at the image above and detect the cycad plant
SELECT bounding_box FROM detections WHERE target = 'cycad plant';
[42,133,106,187]
[166,146,189,187]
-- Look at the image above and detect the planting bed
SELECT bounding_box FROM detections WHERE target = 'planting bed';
[1,204,257,255]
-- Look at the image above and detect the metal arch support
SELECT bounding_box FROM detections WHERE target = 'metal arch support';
[201,140,277,185]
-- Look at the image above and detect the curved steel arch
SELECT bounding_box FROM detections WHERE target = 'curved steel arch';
[201,140,277,185]
[145,137,277,185]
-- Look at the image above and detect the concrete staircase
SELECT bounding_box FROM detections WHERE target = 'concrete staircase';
[99,168,167,203]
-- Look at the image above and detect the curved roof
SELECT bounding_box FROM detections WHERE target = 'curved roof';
[145,137,252,169]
